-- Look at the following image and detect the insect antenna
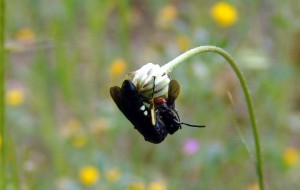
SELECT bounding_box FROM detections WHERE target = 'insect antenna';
[151,76,156,98]
[173,119,205,128]
[180,122,205,128]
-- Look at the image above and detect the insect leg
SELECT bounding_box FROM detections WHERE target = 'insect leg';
[150,76,156,126]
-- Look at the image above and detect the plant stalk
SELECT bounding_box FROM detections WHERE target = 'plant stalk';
[162,46,264,190]
[0,0,5,188]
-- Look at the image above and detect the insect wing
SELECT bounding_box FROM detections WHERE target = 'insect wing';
[110,86,144,128]
[167,80,180,105]
[110,86,167,144]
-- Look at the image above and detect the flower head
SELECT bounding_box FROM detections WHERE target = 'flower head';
[247,183,259,190]
[126,63,170,98]
[6,88,24,106]
[128,182,145,190]
[283,147,299,167]
[104,168,121,182]
[148,181,167,190]
[110,58,127,78]
[70,134,88,148]
[78,166,100,186]
[15,27,35,43]
[156,5,177,28]
[60,118,82,139]
[89,117,109,135]
[182,138,200,155]
[177,35,191,51]
[210,2,238,27]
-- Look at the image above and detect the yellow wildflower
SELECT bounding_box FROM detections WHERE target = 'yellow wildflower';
[156,5,177,28]
[104,168,121,182]
[110,58,127,78]
[60,118,82,139]
[67,118,81,131]
[79,166,100,186]
[71,134,88,148]
[177,35,191,51]
[247,183,259,190]
[210,2,238,27]
[283,147,299,167]
[89,117,109,135]
[128,182,145,190]
[148,181,166,190]
[6,88,24,106]
[15,27,35,42]
[0,135,2,149]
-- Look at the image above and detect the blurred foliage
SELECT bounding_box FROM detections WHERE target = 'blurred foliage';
[4,0,300,189]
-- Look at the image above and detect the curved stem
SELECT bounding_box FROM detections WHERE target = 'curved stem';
[162,46,264,190]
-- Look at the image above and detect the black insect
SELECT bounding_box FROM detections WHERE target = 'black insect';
[110,78,205,144]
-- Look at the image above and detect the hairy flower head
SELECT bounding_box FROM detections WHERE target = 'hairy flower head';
[126,63,170,98]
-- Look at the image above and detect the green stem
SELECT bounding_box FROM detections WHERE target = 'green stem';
[162,46,264,190]
[0,0,5,188]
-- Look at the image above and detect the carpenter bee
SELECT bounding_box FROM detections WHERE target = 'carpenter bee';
[110,77,204,144]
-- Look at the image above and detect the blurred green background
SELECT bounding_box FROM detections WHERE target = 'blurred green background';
[4,0,300,189]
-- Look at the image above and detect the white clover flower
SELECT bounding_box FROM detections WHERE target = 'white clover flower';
[126,63,170,98]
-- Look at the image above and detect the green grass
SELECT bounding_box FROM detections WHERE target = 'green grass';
[1,0,5,189]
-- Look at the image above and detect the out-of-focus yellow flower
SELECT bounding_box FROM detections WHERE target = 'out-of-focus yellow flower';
[210,2,238,27]
[110,58,127,78]
[247,183,259,190]
[66,118,81,135]
[6,88,24,106]
[148,181,167,190]
[89,117,109,135]
[156,5,177,28]
[0,135,2,149]
[60,118,83,139]
[158,5,177,22]
[79,166,100,186]
[128,182,145,190]
[177,35,191,51]
[105,168,121,182]
[283,147,299,167]
[15,27,35,43]
[71,134,88,148]
[67,118,81,131]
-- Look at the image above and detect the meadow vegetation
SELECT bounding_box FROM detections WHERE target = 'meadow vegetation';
[2,0,300,189]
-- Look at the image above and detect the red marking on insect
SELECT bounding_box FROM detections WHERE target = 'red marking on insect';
[154,97,167,104]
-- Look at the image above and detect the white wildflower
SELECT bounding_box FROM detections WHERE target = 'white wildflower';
[126,63,170,98]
